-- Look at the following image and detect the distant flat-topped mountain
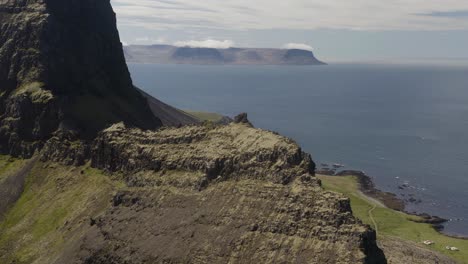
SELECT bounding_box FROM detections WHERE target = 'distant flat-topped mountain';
[124,45,326,65]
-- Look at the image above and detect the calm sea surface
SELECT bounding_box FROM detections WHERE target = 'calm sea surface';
[128,63,468,236]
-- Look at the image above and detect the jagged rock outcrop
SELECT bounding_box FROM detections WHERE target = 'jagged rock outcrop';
[233,112,253,127]
[42,122,386,264]
[40,129,90,166]
[90,122,315,186]
[0,0,161,157]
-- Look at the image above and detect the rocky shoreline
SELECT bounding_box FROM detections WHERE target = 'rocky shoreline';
[316,167,466,238]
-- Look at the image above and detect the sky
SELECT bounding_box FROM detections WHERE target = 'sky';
[111,0,468,62]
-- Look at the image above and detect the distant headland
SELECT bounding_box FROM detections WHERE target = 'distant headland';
[124,45,326,65]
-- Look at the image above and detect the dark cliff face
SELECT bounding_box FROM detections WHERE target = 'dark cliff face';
[0,0,161,157]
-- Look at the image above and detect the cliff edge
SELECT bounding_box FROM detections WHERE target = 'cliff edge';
[0,1,387,263]
[0,0,161,157]
[36,122,384,264]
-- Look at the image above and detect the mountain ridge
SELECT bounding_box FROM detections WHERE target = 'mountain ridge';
[124,45,326,65]
[0,0,454,263]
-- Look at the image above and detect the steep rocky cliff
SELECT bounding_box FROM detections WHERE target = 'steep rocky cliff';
[0,1,389,263]
[37,122,383,264]
[0,0,161,157]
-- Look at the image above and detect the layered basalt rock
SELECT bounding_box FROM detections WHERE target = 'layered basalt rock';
[0,0,161,157]
[68,178,383,264]
[90,123,315,186]
[1,1,388,263]
[47,122,385,264]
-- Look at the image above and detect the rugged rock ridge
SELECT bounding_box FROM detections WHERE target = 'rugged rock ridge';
[39,122,385,263]
[72,179,381,263]
[91,123,315,186]
[0,1,387,263]
[0,0,161,157]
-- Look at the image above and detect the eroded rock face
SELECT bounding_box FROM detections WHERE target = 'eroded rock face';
[46,123,385,264]
[90,123,315,186]
[1,1,387,263]
[68,180,381,264]
[0,0,161,157]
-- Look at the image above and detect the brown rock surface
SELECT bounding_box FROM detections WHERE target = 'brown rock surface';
[90,123,315,186]
[49,123,386,264]
[64,180,379,264]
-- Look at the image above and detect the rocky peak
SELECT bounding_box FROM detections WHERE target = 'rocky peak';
[233,112,253,127]
[0,0,161,157]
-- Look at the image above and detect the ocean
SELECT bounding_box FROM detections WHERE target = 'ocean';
[128,63,468,237]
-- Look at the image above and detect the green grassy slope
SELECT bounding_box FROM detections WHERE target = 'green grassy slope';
[318,175,468,263]
[0,156,25,182]
[0,160,121,263]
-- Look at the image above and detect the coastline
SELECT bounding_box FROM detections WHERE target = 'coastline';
[318,172,468,263]
[318,168,467,240]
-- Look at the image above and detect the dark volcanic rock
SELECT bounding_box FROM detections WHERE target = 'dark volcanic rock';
[336,170,405,211]
[411,213,448,225]
[0,0,161,157]
[316,168,336,175]
[233,112,253,127]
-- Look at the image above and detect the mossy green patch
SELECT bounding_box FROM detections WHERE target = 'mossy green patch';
[12,82,53,104]
[0,155,26,182]
[0,163,119,264]
[318,175,468,263]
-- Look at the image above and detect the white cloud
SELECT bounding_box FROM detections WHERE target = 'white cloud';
[173,39,235,49]
[284,43,313,51]
[134,36,167,44]
[111,0,468,31]
[122,41,129,46]
[135,36,150,42]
